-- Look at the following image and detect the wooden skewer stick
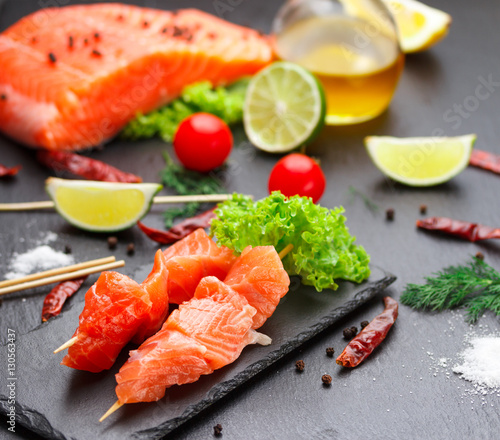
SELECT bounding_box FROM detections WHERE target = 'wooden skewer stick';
[153,194,232,204]
[53,337,79,354]
[0,260,125,296]
[0,194,233,211]
[99,401,124,422]
[278,243,294,260]
[0,256,116,289]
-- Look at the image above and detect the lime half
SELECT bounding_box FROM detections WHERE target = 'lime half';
[45,177,162,232]
[365,134,476,186]
[244,61,326,153]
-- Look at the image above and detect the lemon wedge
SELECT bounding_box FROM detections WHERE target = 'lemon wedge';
[365,134,476,186]
[45,177,162,232]
[381,0,452,53]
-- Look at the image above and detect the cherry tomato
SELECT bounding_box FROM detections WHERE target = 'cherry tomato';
[173,113,233,173]
[268,153,326,203]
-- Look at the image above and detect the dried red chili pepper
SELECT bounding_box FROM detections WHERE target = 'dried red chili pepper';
[37,150,142,183]
[0,163,21,177]
[41,276,87,322]
[336,296,398,368]
[417,217,500,242]
[137,208,216,244]
[469,149,500,175]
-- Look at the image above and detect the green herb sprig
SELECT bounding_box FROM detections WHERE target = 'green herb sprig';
[347,186,379,214]
[160,153,225,228]
[401,257,500,323]
[121,79,248,142]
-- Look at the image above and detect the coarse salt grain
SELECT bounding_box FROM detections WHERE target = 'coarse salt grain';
[4,245,74,279]
[453,337,500,389]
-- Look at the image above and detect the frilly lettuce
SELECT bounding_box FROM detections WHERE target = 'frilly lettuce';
[121,79,248,142]
[210,192,371,291]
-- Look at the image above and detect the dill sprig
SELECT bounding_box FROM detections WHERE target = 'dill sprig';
[160,152,225,228]
[347,186,379,214]
[401,257,500,323]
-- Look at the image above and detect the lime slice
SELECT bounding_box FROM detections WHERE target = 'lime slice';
[243,61,326,153]
[365,134,476,186]
[381,0,452,53]
[45,177,162,232]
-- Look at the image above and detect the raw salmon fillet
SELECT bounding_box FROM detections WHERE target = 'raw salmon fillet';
[115,276,270,403]
[132,250,169,343]
[225,246,290,329]
[61,271,153,373]
[0,4,274,150]
[61,252,169,372]
[163,228,236,304]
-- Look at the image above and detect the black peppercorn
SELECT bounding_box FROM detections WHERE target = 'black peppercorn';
[343,327,356,340]
[107,236,118,249]
[326,347,335,357]
[475,252,485,261]
[322,374,332,386]
[64,245,72,254]
[420,204,427,215]
[360,320,369,329]
[213,424,223,436]
[386,208,395,221]
[127,243,135,255]
[295,360,305,372]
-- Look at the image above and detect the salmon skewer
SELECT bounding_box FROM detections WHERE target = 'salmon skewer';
[101,245,290,420]
[0,4,273,151]
[57,250,169,372]
[56,230,237,371]
[102,277,272,420]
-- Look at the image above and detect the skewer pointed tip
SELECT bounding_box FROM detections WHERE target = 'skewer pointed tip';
[53,336,78,354]
[99,400,124,422]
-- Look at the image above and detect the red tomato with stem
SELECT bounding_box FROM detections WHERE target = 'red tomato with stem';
[268,153,326,203]
[173,113,233,173]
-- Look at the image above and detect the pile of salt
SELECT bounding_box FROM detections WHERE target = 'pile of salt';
[453,337,500,389]
[4,245,74,280]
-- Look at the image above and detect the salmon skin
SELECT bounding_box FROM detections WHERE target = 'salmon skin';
[0,4,273,151]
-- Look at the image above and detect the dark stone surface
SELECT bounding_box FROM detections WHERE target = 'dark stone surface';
[1,0,500,439]
[0,267,394,440]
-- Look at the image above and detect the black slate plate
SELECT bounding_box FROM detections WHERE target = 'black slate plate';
[0,266,395,440]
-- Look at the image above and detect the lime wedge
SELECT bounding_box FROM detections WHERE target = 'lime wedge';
[243,61,326,153]
[45,178,162,232]
[365,134,476,186]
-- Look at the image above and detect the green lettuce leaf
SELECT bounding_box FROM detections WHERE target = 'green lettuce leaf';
[121,79,249,142]
[210,192,371,291]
